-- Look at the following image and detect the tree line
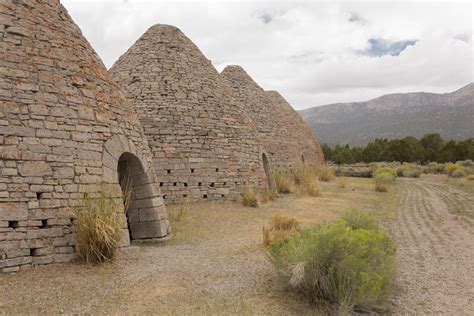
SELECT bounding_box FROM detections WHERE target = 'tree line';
[322,133,474,164]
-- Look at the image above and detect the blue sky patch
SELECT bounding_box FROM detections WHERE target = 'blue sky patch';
[361,38,418,57]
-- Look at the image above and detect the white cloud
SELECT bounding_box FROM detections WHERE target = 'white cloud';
[62,0,473,109]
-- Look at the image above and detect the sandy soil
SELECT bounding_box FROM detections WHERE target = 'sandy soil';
[389,175,474,314]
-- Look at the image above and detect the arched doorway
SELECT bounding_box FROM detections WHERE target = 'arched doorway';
[262,153,275,189]
[117,152,167,240]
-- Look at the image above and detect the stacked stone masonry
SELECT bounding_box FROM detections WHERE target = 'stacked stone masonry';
[0,0,170,273]
[221,66,324,173]
[110,25,268,204]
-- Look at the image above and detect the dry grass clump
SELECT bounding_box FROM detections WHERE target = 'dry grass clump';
[317,166,335,182]
[74,189,125,263]
[260,186,279,203]
[170,198,190,222]
[294,165,321,197]
[467,175,474,181]
[273,169,293,194]
[373,168,396,193]
[262,213,300,246]
[337,176,348,189]
[241,186,259,207]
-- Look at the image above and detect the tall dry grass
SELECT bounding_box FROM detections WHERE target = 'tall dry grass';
[294,165,321,197]
[74,187,127,263]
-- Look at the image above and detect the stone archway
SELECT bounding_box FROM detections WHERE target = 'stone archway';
[102,135,170,241]
[261,153,275,189]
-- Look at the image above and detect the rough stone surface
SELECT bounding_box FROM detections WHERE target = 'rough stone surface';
[221,66,324,172]
[110,24,268,204]
[0,0,170,272]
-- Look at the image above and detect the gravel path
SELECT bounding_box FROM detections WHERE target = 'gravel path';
[390,177,474,314]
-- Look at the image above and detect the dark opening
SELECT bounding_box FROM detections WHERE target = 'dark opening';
[159,182,163,187]
[203,194,207,199]
[216,168,219,172]
[223,182,227,186]
[221,194,225,198]
[173,182,177,186]
[40,219,48,229]
[36,192,43,200]
[191,168,195,173]
[301,155,305,163]
[8,221,19,229]
[183,194,187,197]
[167,170,171,174]
[210,182,215,187]
[184,183,188,187]
[118,152,160,241]
[30,248,37,256]
[198,182,202,187]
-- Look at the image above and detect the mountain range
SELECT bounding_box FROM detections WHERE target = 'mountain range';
[299,83,474,147]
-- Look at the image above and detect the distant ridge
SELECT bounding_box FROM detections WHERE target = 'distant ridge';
[299,83,474,146]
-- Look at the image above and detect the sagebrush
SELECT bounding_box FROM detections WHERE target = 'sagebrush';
[267,212,396,313]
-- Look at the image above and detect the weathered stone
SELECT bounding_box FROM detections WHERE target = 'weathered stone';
[18,161,52,177]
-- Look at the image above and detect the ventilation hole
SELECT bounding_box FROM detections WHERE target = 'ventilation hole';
[183,194,187,198]
[30,248,37,256]
[223,182,227,186]
[36,192,43,200]
[203,194,207,199]
[198,182,202,187]
[163,195,166,199]
[215,168,219,172]
[191,168,195,173]
[167,170,171,174]
[8,221,19,229]
[40,219,48,229]
[221,194,225,198]
[210,183,215,187]
[159,182,163,187]
[184,183,188,187]
[173,182,177,186]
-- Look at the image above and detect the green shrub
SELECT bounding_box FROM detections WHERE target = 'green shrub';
[373,168,396,192]
[75,189,125,263]
[268,220,396,313]
[317,166,335,182]
[242,186,259,207]
[451,169,466,178]
[425,162,445,174]
[397,165,422,178]
[341,210,379,231]
[273,170,293,194]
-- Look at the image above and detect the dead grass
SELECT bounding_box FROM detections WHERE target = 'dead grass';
[241,186,259,207]
[1,177,398,315]
[262,213,300,246]
[317,165,335,182]
[273,169,293,193]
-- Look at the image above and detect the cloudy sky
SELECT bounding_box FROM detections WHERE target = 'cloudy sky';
[62,0,473,110]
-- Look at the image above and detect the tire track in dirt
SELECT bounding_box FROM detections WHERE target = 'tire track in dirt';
[390,178,474,314]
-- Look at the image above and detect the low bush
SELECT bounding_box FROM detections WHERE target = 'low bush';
[373,168,396,192]
[262,213,300,246]
[341,209,379,231]
[317,166,335,182]
[294,165,321,197]
[241,186,259,207]
[451,168,467,178]
[267,217,396,313]
[397,165,421,178]
[424,162,445,174]
[75,189,125,263]
[273,170,293,194]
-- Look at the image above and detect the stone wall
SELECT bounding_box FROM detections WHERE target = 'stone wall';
[110,25,267,204]
[0,0,170,273]
[221,66,324,173]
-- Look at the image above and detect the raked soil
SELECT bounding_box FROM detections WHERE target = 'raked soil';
[389,176,474,314]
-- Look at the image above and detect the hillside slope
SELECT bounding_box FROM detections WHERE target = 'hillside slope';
[299,83,474,146]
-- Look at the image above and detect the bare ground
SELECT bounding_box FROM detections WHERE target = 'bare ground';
[389,175,474,314]
[0,179,382,315]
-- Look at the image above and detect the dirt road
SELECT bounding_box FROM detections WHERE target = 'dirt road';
[390,176,474,314]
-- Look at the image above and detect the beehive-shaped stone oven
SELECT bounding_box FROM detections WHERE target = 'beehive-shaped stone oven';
[110,25,267,204]
[0,1,170,272]
[221,66,324,173]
